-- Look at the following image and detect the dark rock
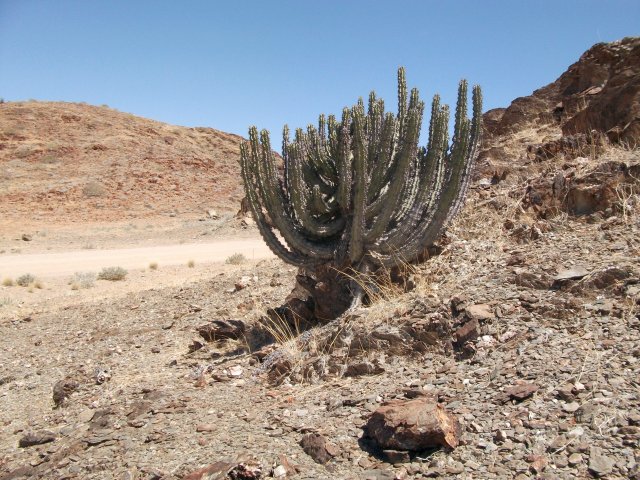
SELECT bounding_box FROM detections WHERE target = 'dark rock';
[52,378,79,407]
[21,233,32,241]
[364,397,461,451]
[454,319,479,346]
[382,449,411,465]
[197,319,246,342]
[300,433,337,464]
[344,360,385,377]
[585,266,632,290]
[18,430,56,448]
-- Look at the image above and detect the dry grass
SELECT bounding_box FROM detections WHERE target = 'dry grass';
[16,273,35,287]
[69,271,96,289]
[187,259,195,268]
[97,266,127,281]
[149,262,159,270]
[225,253,246,265]
[2,278,14,287]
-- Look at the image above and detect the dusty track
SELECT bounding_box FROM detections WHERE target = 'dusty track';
[0,238,273,277]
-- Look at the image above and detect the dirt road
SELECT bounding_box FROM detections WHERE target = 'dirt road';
[0,238,274,277]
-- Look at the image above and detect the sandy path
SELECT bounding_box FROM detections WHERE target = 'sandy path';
[0,238,274,277]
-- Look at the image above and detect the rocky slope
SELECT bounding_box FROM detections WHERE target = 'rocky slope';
[479,36,640,181]
[0,101,244,229]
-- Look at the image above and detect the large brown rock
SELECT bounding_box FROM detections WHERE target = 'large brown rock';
[364,397,461,451]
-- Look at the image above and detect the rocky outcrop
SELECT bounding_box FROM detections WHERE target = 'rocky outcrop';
[483,37,640,145]
[479,37,640,176]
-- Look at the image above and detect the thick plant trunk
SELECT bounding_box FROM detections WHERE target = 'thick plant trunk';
[269,263,354,330]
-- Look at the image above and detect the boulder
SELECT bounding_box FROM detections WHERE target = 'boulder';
[364,397,461,451]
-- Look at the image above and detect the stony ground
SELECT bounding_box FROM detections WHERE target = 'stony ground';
[0,146,638,480]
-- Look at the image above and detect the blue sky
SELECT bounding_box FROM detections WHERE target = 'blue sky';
[1,1,638,142]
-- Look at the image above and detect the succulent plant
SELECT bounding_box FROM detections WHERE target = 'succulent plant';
[240,68,482,271]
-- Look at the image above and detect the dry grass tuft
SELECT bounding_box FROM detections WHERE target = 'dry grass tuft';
[69,271,95,289]
[187,259,195,268]
[149,262,159,270]
[225,253,246,265]
[16,273,35,287]
[2,277,14,287]
[97,266,127,281]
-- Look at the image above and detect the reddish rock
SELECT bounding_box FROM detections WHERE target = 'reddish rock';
[454,319,479,346]
[465,303,494,320]
[300,433,338,464]
[501,383,540,403]
[365,397,461,451]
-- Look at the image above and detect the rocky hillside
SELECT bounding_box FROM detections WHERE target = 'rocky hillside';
[0,101,244,228]
[479,36,639,179]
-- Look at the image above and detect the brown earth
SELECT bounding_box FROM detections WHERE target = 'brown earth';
[0,101,245,231]
[0,39,639,480]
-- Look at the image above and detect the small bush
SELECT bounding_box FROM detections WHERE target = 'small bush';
[97,266,127,281]
[16,273,35,287]
[2,278,14,287]
[149,262,158,270]
[40,154,59,165]
[187,259,195,268]
[14,145,35,158]
[33,280,43,289]
[83,181,105,198]
[70,271,95,289]
[225,253,246,265]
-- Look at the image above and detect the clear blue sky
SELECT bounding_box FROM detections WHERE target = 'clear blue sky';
[1,1,638,142]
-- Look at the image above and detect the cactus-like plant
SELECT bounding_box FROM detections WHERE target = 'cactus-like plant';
[241,68,481,273]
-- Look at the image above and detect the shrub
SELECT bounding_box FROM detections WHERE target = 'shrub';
[225,253,246,265]
[70,271,95,289]
[83,181,105,197]
[149,262,158,270]
[16,273,35,287]
[97,266,127,281]
[2,278,14,287]
[187,259,195,268]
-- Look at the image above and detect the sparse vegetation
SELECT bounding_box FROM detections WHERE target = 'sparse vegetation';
[83,181,106,197]
[16,273,35,287]
[69,271,96,289]
[187,259,195,268]
[0,296,12,307]
[14,145,36,158]
[97,266,128,281]
[225,253,246,265]
[149,262,159,270]
[2,278,14,287]
[40,154,59,164]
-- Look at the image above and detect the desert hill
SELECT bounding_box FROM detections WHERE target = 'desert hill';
[0,101,244,229]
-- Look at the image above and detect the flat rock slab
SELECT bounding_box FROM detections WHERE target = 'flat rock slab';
[364,397,461,451]
[554,266,589,281]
